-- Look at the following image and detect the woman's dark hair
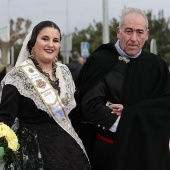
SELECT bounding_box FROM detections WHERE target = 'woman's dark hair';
[27,20,62,54]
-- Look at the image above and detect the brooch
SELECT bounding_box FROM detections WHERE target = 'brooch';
[118,56,130,63]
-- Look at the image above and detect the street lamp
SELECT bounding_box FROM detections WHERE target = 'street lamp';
[102,0,110,44]
[66,0,69,34]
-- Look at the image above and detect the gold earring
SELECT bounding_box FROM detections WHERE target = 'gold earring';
[30,47,35,58]
[53,57,58,63]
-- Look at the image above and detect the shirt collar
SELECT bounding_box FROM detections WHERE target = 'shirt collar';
[115,39,141,59]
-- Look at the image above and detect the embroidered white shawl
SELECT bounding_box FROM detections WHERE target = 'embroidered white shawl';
[1,59,76,116]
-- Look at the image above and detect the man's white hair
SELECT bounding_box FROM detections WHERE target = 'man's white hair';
[119,7,148,30]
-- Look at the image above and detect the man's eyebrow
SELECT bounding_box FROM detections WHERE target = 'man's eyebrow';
[125,27,145,31]
[124,27,132,30]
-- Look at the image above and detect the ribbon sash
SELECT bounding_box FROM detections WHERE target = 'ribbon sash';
[19,61,88,157]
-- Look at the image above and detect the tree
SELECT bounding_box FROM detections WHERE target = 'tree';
[72,20,103,54]
[144,10,170,65]
[0,18,31,65]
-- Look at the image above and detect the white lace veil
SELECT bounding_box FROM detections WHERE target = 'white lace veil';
[15,31,32,67]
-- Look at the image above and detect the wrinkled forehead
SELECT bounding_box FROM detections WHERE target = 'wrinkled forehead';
[122,13,147,30]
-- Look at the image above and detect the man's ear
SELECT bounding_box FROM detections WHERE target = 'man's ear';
[145,29,150,41]
[116,27,121,39]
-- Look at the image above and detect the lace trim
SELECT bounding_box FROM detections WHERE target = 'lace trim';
[30,57,61,95]
[57,63,76,115]
[1,60,76,115]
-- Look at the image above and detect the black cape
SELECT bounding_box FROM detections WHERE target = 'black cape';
[70,43,119,121]
[71,43,170,170]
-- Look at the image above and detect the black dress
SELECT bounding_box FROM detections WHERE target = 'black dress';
[0,61,91,170]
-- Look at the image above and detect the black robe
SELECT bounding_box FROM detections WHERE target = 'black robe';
[70,43,170,170]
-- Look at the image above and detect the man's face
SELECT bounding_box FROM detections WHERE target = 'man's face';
[117,12,149,56]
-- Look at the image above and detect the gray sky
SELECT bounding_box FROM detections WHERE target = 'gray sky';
[0,0,170,34]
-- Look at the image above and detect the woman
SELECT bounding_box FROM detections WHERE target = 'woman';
[0,21,91,170]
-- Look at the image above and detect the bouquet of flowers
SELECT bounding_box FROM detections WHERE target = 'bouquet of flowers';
[0,122,20,163]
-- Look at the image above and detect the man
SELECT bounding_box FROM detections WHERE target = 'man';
[67,51,83,82]
[70,7,170,170]
[78,56,85,65]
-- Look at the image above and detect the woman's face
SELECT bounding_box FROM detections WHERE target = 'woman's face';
[33,27,61,64]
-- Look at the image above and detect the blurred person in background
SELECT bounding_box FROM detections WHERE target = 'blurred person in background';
[67,51,83,82]
[79,56,85,65]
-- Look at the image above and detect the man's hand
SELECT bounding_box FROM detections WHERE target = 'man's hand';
[108,103,124,116]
